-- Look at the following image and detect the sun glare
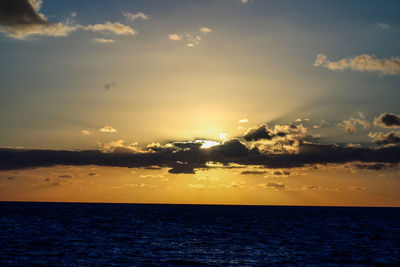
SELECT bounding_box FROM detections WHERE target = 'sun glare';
[200,140,220,149]
[219,132,228,140]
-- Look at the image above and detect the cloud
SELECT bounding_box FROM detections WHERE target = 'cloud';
[373,113,400,128]
[314,53,400,75]
[302,185,321,191]
[339,116,370,134]
[240,170,267,175]
[243,123,308,144]
[200,27,212,33]
[0,0,77,39]
[238,118,249,123]
[93,38,115,44]
[58,174,72,178]
[99,139,145,153]
[122,11,149,21]
[168,33,182,41]
[259,182,286,190]
[369,131,400,145]
[99,125,117,133]
[244,124,274,141]
[0,0,46,27]
[83,22,136,35]
[2,139,400,174]
[0,0,135,39]
[169,29,209,47]
[81,130,91,136]
[376,23,389,29]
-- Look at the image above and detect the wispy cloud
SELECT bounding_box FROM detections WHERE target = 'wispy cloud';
[122,11,149,21]
[238,118,249,123]
[81,130,91,135]
[169,27,212,47]
[83,22,136,35]
[314,54,400,75]
[339,115,370,134]
[93,38,115,44]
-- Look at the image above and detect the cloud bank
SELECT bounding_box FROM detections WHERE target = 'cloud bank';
[1,139,400,174]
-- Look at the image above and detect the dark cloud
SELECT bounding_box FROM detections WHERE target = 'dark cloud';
[374,113,400,128]
[352,163,389,171]
[272,170,291,176]
[1,140,400,174]
[210,139,250,158]
[263,182,286,190]
[244,124,274,141]
[58,174,72,178]
[44,177,60,186]
[0,0,46,27]
[369,131,400,145]
[240,170,268,175]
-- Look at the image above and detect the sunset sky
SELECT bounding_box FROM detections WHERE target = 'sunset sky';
[0,0,399,206]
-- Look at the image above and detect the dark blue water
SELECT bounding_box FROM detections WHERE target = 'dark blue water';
[0,202,399,266]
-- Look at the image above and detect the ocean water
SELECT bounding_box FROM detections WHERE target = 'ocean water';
[0,202,399,266]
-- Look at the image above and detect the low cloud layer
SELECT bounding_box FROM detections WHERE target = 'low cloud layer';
[1,141,400,174]
[314,54,400,75]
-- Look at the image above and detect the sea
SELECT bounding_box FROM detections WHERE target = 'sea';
[0,202,399,266]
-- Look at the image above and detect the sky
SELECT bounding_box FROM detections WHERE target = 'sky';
[0,0,400,206]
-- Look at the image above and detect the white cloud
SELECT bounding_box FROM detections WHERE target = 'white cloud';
[200,27,212,33]
[187,43,195,47]
[238,118,249,123]
[83,22,136,35]
[314,53,400,75]
[99,125,117,133]
[168,34,182,40]
[1,22,78,39]
[122,11,149,21]
[81,130,91,135]
[93,38,115,44]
